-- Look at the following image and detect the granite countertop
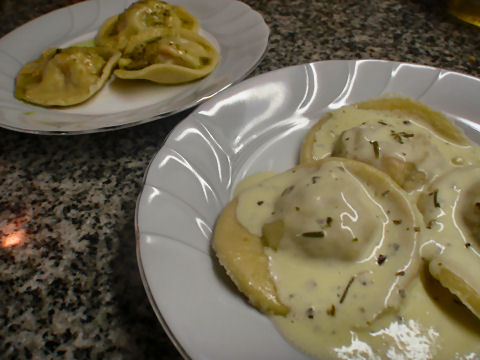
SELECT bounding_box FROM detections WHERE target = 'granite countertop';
[0,0,478,359]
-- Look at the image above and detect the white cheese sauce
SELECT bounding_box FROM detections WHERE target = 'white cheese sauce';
[418,165,480,320]
[312,106,480,194]
[233,105,480,359]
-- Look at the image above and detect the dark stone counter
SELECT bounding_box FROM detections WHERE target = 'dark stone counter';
[0,0,478,358]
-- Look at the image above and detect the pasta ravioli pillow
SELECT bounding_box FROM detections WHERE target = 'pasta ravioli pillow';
[213,158,422,319]
[15,46,121,107]
[300,97,478,194]
[114,28,219,84]
[95,0,199,52]
[417,165,480,320]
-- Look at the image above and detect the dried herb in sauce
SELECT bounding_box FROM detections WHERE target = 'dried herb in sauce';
[306,307,315,319]
[433,189,440,208]
[326,304,336,317]
[339,276,355,304]
[390,130,414,144]
[302,231,325,238]
[326,217,333,227]
[370,140,380,159]
[377,254,387,265]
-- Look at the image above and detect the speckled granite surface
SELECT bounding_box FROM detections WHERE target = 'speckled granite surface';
[0,0,478,359]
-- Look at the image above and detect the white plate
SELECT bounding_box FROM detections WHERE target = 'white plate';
[135,60,480,360]
[0,0,269,134]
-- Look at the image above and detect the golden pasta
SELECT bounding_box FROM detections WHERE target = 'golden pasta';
[15,46,120,107]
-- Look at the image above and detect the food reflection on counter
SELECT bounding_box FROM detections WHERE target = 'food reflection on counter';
[212,97,480,359]
[14,0,219,107]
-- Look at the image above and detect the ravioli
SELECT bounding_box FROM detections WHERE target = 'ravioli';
[213,198,289,315]
[114,28,219,84]
[213,158,421,320]
[213,97,480,359]
[417,165,480,320]
[300,97,478,194]
[95,0,199,52]
[15,46,121,107]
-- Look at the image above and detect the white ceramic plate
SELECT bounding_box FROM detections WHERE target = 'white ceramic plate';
[135,60,480,360]
[0,0,269,134]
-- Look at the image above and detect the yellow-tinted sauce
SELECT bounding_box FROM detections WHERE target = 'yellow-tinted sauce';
[234,105,480,359]
[312,106,480,194]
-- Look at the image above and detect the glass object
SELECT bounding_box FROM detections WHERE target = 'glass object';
[448,0,480,27]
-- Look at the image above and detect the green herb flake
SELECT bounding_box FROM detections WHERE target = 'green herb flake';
[377,254,387,265]
[370,140,380,159]
[339,276,355,304]
[390,130,414,144]
[433,189,440,208]
[302,231,325,238]
[326,217,333,227]
[326,304,336,317]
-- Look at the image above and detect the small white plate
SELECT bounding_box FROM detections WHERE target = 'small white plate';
[0,0,269,134]
[135,60,480,360]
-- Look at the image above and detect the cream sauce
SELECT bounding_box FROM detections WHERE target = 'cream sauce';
[236,159,423,358]
[418,166,480,319]
[312,106,480,194]
[233,104,480,359]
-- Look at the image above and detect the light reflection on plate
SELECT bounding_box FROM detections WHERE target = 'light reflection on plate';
[135,60,480,359]
[0,0,269,134]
